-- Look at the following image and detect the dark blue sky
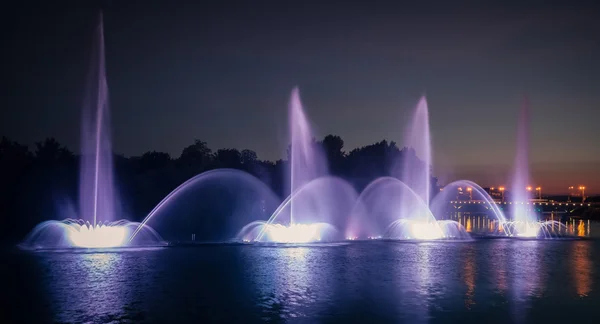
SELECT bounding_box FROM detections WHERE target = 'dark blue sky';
[2,1,599,193]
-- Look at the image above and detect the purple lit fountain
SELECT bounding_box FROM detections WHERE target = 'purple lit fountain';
[502,98,568,238]
[236,88,358,243]
[20,13,163,249]
[349,97,472,240]
[128,88,357,244]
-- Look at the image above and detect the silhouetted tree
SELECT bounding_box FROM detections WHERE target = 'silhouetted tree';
[179,140,212,170]
[0,136,32,165]
[345,140,400,189]
[34,137,74,165]
[320,134,345,175]
[214,148,242,169]
[241,149,258,165]
[138,151,172,171]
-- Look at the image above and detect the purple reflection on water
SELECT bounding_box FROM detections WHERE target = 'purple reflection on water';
[6,241,599,322]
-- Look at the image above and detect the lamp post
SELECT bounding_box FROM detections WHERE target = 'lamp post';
[536,187,542,200]
[568,186,574,202]
[579,186,586,203]
[526,186,532,201]
[467,187,473,200]
[499,186,505,202]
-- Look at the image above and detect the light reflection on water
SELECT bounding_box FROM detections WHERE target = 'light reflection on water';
[253,247,316,319]
[4,240,600,323]
[462,247,476,310]
[508,240,545,324]
[572,242,593,297]
[34,247,164,323]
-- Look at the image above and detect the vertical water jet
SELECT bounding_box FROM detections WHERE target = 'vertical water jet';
[510,96,534,223]
[79,11,117,227]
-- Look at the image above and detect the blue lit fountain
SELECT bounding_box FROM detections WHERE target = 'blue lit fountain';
[20,13,164,249]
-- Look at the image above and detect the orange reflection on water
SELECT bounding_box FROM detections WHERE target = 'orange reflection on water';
[588,220,591,236]
[577,220,586,237]
[463,250,476,309]
[571,242,592,297]
[466,217,472,232]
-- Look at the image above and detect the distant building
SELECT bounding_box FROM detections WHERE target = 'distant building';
[485,188,503,201]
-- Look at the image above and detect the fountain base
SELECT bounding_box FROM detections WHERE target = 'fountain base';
[238,222,338,243]
[68,223,127,248]
[20,219,165,250]
[383,219,472,241]
[502,220,575,239]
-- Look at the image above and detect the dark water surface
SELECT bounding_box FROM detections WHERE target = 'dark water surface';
[4,239,600,323]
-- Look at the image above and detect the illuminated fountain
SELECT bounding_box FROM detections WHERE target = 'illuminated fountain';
[501,98,570,239]
[429,180,508,236]
[236,88,358,243]
[129,168,283,243]
[126,89,355,244]
[20,13,163,249]
[349,97,470,240]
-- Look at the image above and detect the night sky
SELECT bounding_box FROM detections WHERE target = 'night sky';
[2,1,599,194]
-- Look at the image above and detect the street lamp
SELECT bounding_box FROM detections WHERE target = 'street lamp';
[535,187,541,199]
[467,187,473,200]
[579,186,586,203]
[568,186,574,202]
[499,186,505,202]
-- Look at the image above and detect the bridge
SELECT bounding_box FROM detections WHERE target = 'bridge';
[448,200,599,217]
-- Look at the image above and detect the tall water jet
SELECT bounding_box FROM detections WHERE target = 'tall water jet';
[511,96,534,223]
[501,97,573,239]
[288,88,328,225]
[239,88,357,243]
[79,11,116,227]
[21,12,163,249]
[350,96,470,240]
[400,97,432,205]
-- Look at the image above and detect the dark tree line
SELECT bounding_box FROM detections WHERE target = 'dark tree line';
[0,135,438,244]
